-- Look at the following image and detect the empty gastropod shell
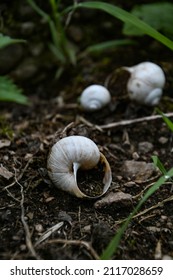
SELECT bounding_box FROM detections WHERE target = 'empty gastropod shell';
[123,62,166,106]
[47,135,112,198]
[80,84,111,111]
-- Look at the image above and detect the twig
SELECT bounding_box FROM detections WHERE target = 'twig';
[43,238,100,260]
[132,194,173,220]
[61,122,75,137]
[14,171,39,259]
[115,194,173,226]
[3,158,33,191]
[78,116,103,132]
[100,112,173,129]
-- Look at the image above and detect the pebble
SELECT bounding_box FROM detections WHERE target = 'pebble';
[138,141,154,153]
[158,136,168,144]
[94,191,132,209]
[35,224,44,233]
[162,255,173,260]
[121,160,156,182]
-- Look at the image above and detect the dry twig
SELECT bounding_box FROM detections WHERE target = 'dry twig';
[77,116,103,132]
[115,194,173,226]
[100,112,173,129]
[43,239,100,260]
[3,158,33,191]
[13,169,40,259]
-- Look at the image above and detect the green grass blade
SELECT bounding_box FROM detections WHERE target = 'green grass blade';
[101,167,173,259]
[86,39,135,53]
[156,108,173,132]
[152,155,167,175]
[76,1,173,50]
[26,0,49,20]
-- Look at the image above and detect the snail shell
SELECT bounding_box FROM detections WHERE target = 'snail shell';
[124,62,166,106]
[80,84,111,111]
[47,135,112,198]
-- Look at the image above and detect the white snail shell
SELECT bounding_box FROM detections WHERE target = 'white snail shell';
[80,84,111,111]
[124,62,166,106]
[47,135,112,198]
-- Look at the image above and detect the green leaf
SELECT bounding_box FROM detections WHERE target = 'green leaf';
[86,39,135,53]
[156,108,173,132]
[152,155,167,175]
[0,33,26,49]
[101,167,173,259]
[75,1,173,50]
[0,76,28,104]
[123,3,173,40]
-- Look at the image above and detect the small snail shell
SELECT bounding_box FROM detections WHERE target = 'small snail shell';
[80,84,111,111]
[47,135,112,198]
[124,62,166,106]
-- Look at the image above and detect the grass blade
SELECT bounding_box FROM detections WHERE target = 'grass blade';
[101,167,173,259]
[76,1,173,50]
[86,39,135,53]
[152,155,167,175]
[156,108,173,132]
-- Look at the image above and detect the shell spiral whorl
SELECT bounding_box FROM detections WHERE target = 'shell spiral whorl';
[47,135,112,198]
[124,62,166,106]
[80,84,111,111]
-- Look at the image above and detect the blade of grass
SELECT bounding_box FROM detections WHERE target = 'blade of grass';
[156,108,173,132]
[74,1,173,50]
[101,167,173,259]
[152,155,167,175]
[86,39,135,53]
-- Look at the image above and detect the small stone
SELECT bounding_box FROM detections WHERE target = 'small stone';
[45,197,55,203]
[124,181,137,187]
[27,212,34,220]
[161,215,168,221]
[121,160,156,182]
[94,191,132,209]
[35,224,44,233]
[132,152,139,160]
[146,226,160,233]
[0,139,11,149]
[138,141,154,153]
[162,255,172,260]
[82,225,91,233]
[158,136,168,144]
[166,222,173,229]
[0,164,13,180]
[116,175,123,181]
[20,244,27,251]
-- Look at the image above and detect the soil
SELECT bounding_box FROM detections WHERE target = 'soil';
[0,0,173,260]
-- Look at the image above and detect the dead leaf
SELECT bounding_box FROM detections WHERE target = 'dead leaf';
[0,164,13,179]
[0,139,11,149]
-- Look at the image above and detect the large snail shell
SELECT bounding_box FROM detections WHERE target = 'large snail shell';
[124,62,166,106]
[80,84,111,111]
[47,135,112,198]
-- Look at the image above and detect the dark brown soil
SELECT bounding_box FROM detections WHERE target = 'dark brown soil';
[0,0,173,260]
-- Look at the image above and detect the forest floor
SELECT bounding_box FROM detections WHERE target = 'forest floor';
[0,0,173,260]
